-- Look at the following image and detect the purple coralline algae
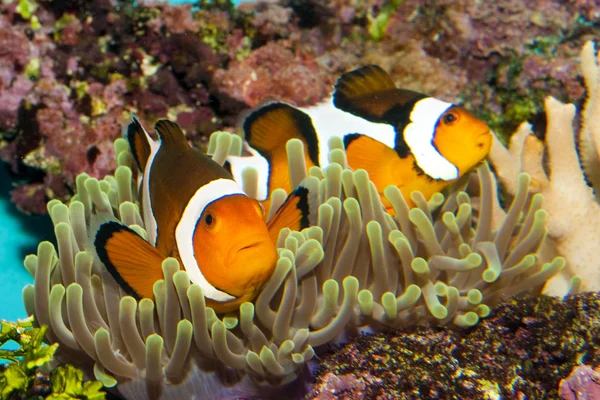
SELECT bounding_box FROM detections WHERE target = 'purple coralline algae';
[214,41,333,107]
[307,293,600,399]
[0,0,598,213]
[559,365,600,400]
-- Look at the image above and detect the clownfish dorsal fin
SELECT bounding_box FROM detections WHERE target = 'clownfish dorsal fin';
[154,119,190,151]
[333,65,396,120]
[126,114,153,171]
[344,134,411,187]
[333,65,427,124]
[244,102,320,166]
[94,221,166,300]
[266,185,313,244]
[334,65,396,102]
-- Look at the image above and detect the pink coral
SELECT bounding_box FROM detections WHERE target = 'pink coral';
[309,372,370,400]
[159,3,200,34]
[250,2,293,39]
[559,365,600,400]
[214,41,332,107]
[57,18,83,47]
[175,107,217,135]
[0,26,30,67]
[103,79,127,110]
[0,0,595,215]
[10,183,48,215]
[26,78,74,117]
[0,76,33,131]
[36,108,65,139]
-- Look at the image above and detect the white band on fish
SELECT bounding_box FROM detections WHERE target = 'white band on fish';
[176,178,246,302]
[140,126,160,246]
[404,98,459,181]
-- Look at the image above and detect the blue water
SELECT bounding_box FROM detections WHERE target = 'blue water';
[0,165,54,322]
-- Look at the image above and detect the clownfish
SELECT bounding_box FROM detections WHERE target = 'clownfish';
[226,65,492,214]
[93,117,313,313]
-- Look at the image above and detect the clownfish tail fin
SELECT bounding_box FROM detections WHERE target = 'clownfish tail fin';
[126,114,153,172]
[243,102,320,166]
[94,221,166,300]
[266,178,318,244]
[154,119,190,151]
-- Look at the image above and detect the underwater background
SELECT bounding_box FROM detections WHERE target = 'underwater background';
[0,0,250,323]
[0,165,53,322]
[0,0,599,399]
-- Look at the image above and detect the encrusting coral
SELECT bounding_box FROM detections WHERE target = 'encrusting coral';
[1,0,593,215]
[309,292,600,399]
[489,40,600,295]
[21,115,566,398]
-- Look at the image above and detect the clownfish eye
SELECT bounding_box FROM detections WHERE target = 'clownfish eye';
[203,211,215,229]
[442,111,459,125]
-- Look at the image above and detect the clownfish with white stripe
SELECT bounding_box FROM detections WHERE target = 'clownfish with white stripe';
[93,116,313,313]
[226,65,492,214]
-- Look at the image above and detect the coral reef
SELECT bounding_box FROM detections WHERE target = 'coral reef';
[489,41,600,295]
[5,1,599,398]
[0,0,597,213]
[0,0,226,214]
[22,120,564,398]
[308,292,600,399]
[0,317,105,399]
[213,41,333,108]
[559,364,600,400]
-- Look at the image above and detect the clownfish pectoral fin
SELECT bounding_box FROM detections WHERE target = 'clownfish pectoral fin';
[94,221,166,300]
[127,114,153,171]
[154,119,190,151]
[266,185,314,244]
[244,102,320,166]
[344,134,407,187]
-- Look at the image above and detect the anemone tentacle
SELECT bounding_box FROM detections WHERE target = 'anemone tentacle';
[24,123,565,398]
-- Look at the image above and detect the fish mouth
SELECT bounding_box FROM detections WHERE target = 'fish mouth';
[238,241,263,252]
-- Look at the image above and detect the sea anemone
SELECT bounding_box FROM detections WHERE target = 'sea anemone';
[21,119,565,398]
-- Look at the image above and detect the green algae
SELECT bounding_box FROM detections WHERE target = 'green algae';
[195,10,238,55]
[52,14,78,42]
[0,317,106,399]
[47,365,105,400]
[74,81,89,100]
[195,0,236,15]
[466,29,582,143]
[308,292,600,399]
[25,58,41,80]
[15,0,41,30]
[466,54,546,145]
[16,0,37,20]
[30,15,41,30]
[367,0,404,42]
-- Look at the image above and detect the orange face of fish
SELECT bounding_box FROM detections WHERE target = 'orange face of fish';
[192,194,277,311]
[432,107,492,176]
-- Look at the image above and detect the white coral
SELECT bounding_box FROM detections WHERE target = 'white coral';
[489,41,600,295]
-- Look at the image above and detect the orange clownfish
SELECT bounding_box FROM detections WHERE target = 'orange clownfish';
[93,117,313,313]
[225,65,492,214]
